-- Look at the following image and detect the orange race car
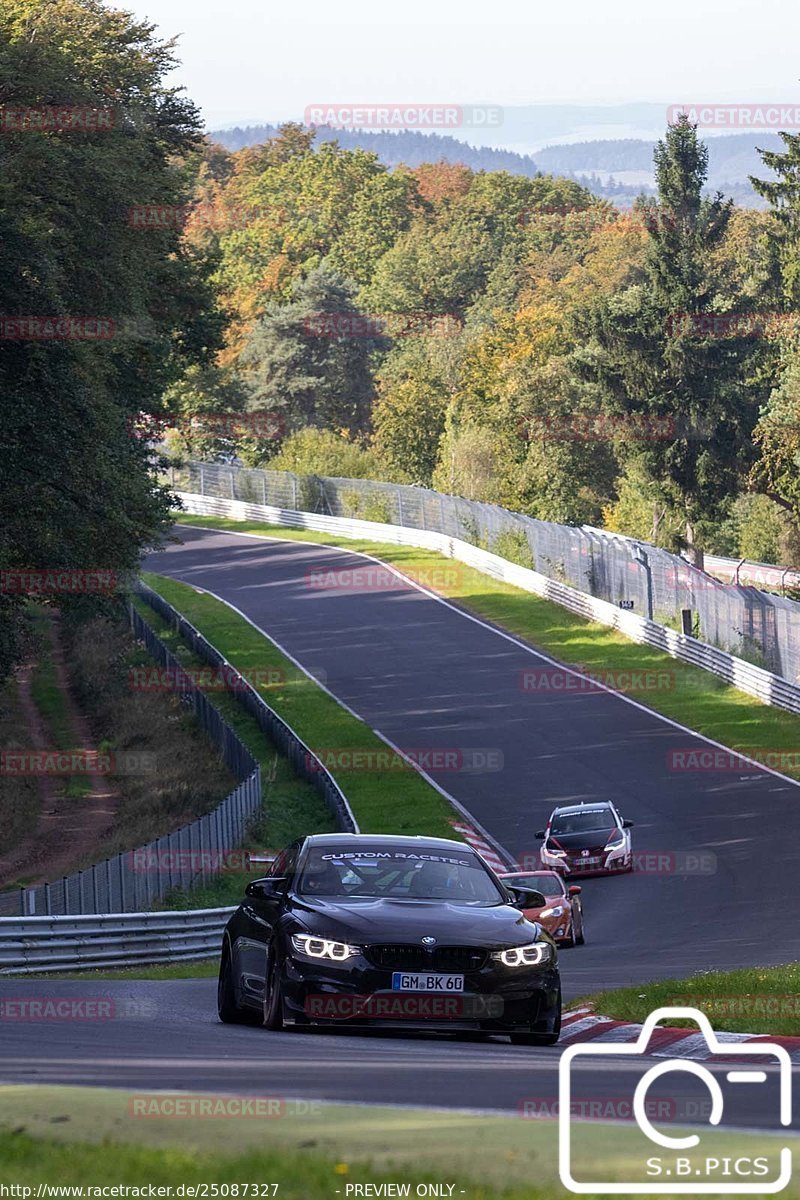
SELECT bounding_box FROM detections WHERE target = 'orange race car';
[499,869,585,947]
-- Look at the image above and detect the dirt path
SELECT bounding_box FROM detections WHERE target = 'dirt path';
[0,612,119,889]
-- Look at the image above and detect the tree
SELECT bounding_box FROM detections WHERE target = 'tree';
[573,116,765,563]
[0,0,218,680]
[238,267,388,440]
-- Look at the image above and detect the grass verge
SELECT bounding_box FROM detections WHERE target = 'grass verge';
[172,513,800,778]
[0,1085,797,1198]
[18,959,219,981]
[578,963,800,1036]
[139,572,459,842]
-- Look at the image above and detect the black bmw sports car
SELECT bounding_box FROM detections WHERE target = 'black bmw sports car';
[218,833,562,1044]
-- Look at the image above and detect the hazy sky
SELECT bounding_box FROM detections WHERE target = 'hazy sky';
[129,0,800,132]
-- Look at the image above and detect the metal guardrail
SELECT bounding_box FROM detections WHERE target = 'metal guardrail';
[172,461,800,683]
[0,908,234,975]
[0,578,360,971]
[176,491,800,720]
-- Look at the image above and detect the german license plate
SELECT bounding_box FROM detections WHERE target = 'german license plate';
[391,972,465,992]
[579,856,601,865]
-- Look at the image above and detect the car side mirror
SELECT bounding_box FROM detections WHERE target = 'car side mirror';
[535,830,545,840]
[245,876,287,901]
[568,885,582,896]
[622,819,634,829]
[507,886,547,909]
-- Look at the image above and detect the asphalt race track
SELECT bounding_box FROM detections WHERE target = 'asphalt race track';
[141,525,800,983]
[0,980,792,1130]
[2,523,798,1124]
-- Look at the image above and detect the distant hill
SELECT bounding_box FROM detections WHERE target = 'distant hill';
[208,124,541,177]
[534,134,783,206]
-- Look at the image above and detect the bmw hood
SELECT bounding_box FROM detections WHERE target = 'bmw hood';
[288,897,539,947]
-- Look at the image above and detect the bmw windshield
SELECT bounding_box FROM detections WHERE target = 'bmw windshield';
[297,847,507,905]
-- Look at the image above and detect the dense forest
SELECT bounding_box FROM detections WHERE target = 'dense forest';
[170,120,800,570]
[6,0,800,685]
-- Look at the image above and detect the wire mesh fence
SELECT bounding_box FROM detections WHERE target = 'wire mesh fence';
[169,459,800,684]
[0,583,356,918]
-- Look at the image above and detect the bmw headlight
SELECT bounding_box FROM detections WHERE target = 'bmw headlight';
[539,905,564,918]
[604,834,626,851]
[491,941,554,967]
[290,933,360,961]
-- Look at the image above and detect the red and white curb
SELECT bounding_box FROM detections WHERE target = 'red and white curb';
[560,1006,800,1061]
[450,821,512,873]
